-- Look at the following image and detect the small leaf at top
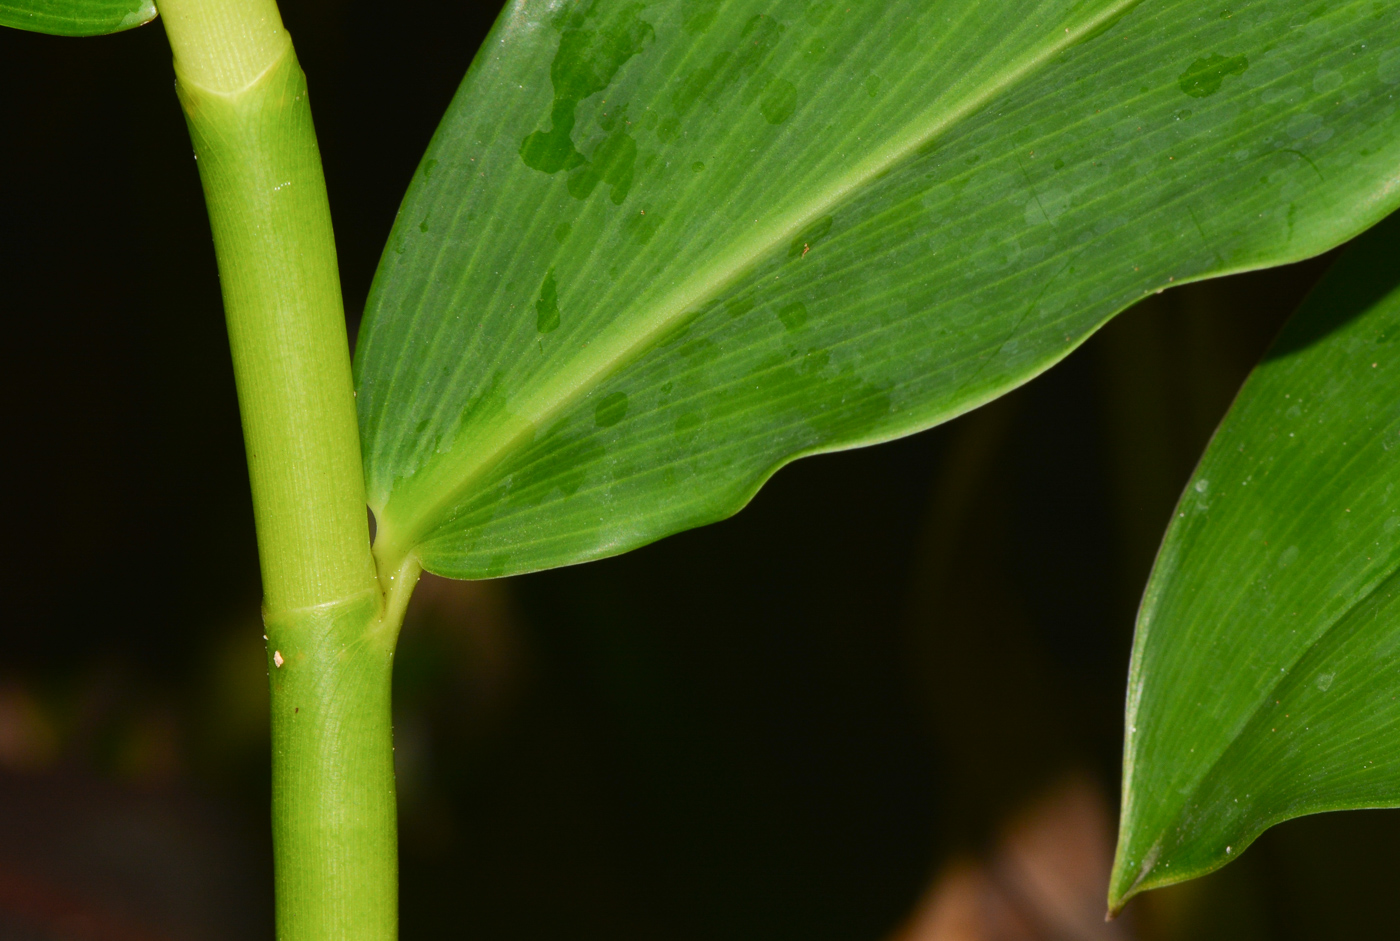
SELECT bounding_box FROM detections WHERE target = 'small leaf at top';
[355,0,1400,580]
[1,0,155,35]
[1110,211,1400,911]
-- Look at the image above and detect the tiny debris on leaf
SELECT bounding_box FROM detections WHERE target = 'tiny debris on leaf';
[274,650,285,668]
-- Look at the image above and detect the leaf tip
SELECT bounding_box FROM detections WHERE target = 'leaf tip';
[1106,837,1160,915]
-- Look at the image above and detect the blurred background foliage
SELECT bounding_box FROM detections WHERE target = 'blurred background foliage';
[3,2,1400,939]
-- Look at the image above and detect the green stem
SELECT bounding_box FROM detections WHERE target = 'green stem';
[156,0,418,937]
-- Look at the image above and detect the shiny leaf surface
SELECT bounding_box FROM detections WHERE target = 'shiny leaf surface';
[0,0,154,35]
[1110,212,1400,910]
[356,0,1400,578]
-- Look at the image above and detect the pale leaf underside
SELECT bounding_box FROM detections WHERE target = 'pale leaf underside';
[355,0,1400,578]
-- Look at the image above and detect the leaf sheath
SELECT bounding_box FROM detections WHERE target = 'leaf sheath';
[162,0,399,935]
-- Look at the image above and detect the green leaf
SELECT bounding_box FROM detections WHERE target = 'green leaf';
[356,0,1400,579]
[1109,212,1400,911]
[0,0,155,35]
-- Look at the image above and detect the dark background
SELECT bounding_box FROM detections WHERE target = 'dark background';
[2,3,1398,939]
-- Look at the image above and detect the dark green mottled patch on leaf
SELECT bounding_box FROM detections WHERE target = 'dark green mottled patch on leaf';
[1178,53,1249,98]
[674,411,703,442]
[567,129,638,203]
[594,391,629,427]
[681,0,720,34]
[777,301,808,330]
[761,78,798,124]
[536,268,561,333]
[520,3,654,174]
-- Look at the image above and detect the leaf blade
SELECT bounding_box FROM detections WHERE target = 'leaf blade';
[1110,212,1400,909]
[357,0,1400,578]
[0,0,155,36]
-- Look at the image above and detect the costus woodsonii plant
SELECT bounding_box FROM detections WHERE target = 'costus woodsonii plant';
[4,0,1400,934]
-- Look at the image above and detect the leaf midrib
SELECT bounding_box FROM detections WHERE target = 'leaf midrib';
[375,0,1148,562]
